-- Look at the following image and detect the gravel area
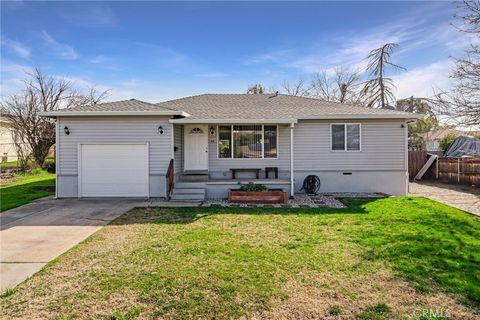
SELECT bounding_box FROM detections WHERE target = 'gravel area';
[201,193,353,208]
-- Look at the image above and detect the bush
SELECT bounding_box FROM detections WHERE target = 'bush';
[438,134,457,151]
[44,162,56,173]
[239,182,267,192]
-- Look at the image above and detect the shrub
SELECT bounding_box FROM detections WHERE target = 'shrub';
[238,182,267,192]
[44,162,56,173]
[0,288,16,298]
[358,303,391,320]
[328,305,342,316]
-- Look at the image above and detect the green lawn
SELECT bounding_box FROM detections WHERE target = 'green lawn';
[1,197,479,320]
[0,169,55,212]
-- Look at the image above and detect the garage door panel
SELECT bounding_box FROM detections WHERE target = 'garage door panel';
[80,144,148,197]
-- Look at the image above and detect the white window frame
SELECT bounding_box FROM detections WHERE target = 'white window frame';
[216,124,279,159]
[330,123,362,152]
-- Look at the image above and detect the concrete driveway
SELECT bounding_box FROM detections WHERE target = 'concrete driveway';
[410,181,480,216]
[0,197,144,291]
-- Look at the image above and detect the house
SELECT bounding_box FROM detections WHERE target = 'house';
[424,128,480,151]
[41,94,421,200]
[0,115,19,163]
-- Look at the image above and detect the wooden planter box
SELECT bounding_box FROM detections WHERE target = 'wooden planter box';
[228,190,287,204]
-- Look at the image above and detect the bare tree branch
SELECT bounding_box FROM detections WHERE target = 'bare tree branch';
[0,68,109,167]
[361,43,406,108]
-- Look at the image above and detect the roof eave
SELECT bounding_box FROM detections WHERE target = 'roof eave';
[39,111,190,117]
[169,118,298,124]
[298,113,424,120]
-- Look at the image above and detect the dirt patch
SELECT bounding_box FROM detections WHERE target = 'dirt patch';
[251,270,478,320]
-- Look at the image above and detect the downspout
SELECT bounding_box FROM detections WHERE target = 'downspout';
[55,118,59,199]
[290,122,295,198]
[404,120,412,195]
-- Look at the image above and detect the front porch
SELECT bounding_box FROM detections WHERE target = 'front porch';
[170,122,294,201]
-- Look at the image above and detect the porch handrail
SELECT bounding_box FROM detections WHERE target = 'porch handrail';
[166,158,174,200]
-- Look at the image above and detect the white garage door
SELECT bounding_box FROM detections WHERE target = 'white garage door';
[79,144,149,197]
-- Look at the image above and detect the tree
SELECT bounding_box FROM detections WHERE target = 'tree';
[281,78,311,96]
[361,43,406,108]
[0,68,108,168]
[396,97,438,150]
[433,0,480,126]
[310,67,362,103]
[438,133,457,151]
[246,83,265,94]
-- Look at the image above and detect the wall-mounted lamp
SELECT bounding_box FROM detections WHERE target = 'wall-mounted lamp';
[158,125,165,135]
[209,127,215,136]
[401,124,405,128]
[64,126,70,135]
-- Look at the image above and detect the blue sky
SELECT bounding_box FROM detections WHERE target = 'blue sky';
[1,1,475,102]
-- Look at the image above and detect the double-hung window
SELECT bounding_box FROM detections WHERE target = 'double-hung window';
[218,125,278,158]
[331,124,361,151]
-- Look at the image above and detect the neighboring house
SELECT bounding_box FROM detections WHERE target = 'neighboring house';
[424,128,480,151]
[0,116,18,162]
[41,94,421,200]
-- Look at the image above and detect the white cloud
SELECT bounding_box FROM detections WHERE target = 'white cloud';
[88,55,110,64]
[40,30,78,60]
[195,72,228,78]
[58,4,115,27]
[392,60,453,99]
[243,7,469,76]
[0,62,34,97]
[1,36,30,59]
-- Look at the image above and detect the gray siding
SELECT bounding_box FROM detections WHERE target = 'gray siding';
[293,119,406,171]
[173,124,184,179]
[208,124,291,178]
[57,116,173,197]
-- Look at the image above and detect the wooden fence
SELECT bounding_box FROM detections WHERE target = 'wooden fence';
[408,151,480,186]
[408,151,428,179]
[437,158,480,186]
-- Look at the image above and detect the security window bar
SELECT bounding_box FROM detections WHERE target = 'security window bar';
[218,125,278,158]
[331,124,360,151]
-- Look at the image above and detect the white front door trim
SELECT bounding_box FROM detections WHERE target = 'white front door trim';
[184,124,208,171]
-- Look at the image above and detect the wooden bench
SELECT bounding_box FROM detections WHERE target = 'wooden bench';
[265,167,278,179]
[230,168,261,179]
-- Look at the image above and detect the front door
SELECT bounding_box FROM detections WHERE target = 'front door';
[184,125,208,171]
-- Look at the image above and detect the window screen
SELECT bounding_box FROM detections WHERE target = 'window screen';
[346,124,360,150]
[331,124,346,150]
[264,125,277,158]
[218,126,232,158]
[233,125,262,158]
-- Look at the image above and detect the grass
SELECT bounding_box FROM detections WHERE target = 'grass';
[1,197,479,319]
[0,157,54,169]
[0,168,55,212]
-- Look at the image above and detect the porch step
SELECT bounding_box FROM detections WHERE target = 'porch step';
[171,188,205,201]
[179,174,209,182]
[175,181,207,189]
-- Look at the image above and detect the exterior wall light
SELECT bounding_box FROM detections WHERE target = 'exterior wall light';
[64,126,70,135]
[158,126,165,135]
[209,127,215,135]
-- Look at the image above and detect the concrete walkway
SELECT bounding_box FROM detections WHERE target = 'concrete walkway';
[0,197,146,291]
[409,181,480,216]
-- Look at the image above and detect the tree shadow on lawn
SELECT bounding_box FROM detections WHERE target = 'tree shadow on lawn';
[0,179,55,212]
[110,196,480,310]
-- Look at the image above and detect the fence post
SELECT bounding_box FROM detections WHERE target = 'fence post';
[457,158,460,183]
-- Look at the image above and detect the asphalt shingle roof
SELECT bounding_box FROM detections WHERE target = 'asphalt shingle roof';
[52,99,177,113]
[157,94,417,120]
[44,94,420,120]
